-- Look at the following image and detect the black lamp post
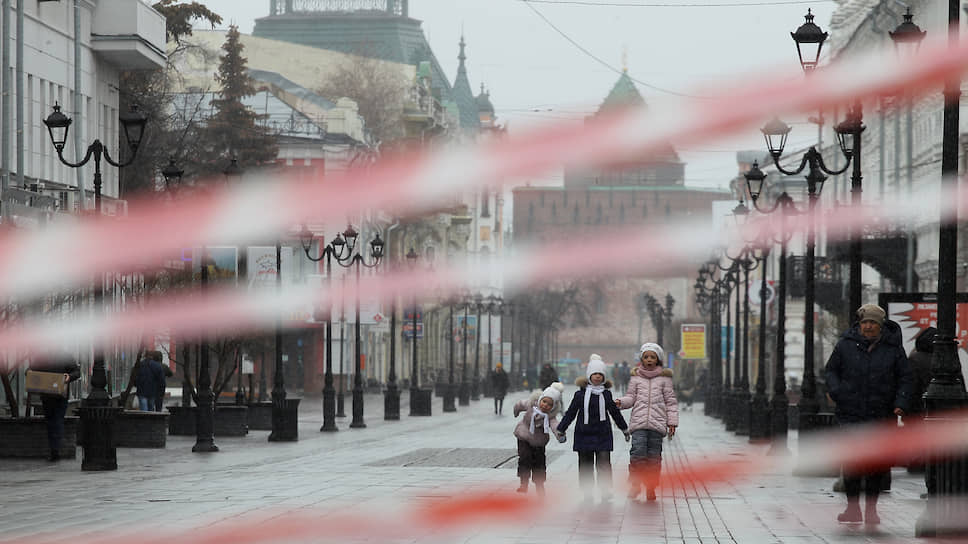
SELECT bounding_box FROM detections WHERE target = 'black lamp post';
[484,295,501,397]
[384,261,401,421]
[727,202,759,437]
[790,9,868,329]
[710,261,739,430]
[747,235,772,443]
[472,293,483,400]
[405,248,432,416]
[643,292,675,348]
[744,161,796,454]
[45,102,147,470]
[332,225,384,428]
[298,226,349,432]
[443,292,457,412]
[910,4,968,536]
[505,300,516,390]
[759,115,836,438]
[458,291,471,406]
[694,265,717,417]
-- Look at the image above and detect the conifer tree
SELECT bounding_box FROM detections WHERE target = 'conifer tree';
[201,25,277,176]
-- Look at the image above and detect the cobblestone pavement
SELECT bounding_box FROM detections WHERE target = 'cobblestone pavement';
[0,388,959,543]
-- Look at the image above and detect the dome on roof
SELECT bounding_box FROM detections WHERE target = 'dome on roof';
[476,84,494,114]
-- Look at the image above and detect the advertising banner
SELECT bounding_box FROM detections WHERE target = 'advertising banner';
[681,324,706,359]
[879,293,968,370]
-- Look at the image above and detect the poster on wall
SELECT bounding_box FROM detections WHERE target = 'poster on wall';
[247,246,294,290]
[680,324,706,360]
[193,246,238,282]
[879,292,968,371]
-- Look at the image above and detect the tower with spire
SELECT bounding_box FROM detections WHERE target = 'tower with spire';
[450,35,481,133]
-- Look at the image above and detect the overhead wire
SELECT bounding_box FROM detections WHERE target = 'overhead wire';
[519,0,712,99]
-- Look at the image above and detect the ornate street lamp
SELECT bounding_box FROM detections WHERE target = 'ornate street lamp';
[744,161,796,454]
[747,233,772,443]
[791,9,827,73]
[333,225,384,427]
[298,226,350,431]
[458,292,472,406]
[472,293,484,401]
[759,111,838,439]
[911,5,968,537]
[443,291,458,412]
[405,248,432,416]
[44,102,149,470]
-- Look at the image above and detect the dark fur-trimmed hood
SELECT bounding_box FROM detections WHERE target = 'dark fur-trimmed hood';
[575,377,613,388]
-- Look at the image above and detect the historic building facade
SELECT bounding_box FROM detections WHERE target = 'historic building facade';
[512,71,730,368]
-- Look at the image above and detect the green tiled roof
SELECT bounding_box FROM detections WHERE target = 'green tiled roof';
[598,70,645,114]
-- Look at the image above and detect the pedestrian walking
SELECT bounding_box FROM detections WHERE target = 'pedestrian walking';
[617,361,630,395]
[824,303,913,525]
[151,351,173,412]
[135,353,166,412]
[29,354,81,462]
[556,354,629,503]
[539,362,558,390]
[615,343,679,501]
[512,382,565,495]
[490,363,510,415]
[906,327,935,483]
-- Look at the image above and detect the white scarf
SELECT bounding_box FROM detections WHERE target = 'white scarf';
[530,407,551,434]
[583,384,607,425]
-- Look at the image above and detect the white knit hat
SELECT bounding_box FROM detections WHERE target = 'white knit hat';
[637,342,665,365]
[586,354,607,379]
[540,382,565,409]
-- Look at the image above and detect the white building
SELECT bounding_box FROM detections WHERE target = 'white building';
[0,0,166,221]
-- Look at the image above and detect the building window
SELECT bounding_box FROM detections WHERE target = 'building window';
[619,203,625,224]
[596,204,602,224]
[573,204,579,224]
[551,201,557,217]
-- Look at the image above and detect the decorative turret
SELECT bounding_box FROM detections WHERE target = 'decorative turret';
[451,35,481,131]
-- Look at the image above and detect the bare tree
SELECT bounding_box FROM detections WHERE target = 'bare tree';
[316,53,412,147]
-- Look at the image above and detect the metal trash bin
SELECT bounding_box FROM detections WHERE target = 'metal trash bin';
[268,398,300,442]
[80,406,119,471]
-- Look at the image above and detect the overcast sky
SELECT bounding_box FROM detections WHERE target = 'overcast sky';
[195,0,836,190]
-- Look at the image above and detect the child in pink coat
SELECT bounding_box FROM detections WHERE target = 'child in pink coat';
[512,382,565,495]
[615,342,679,501]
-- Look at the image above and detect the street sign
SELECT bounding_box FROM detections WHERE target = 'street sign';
[402,322,424,338]
[750,279,776,306]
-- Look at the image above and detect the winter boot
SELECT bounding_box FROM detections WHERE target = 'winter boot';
[534,481,545,497]
[646,487,657,501]
[837,497,863,523]
[864,494,880,525]
[627,462,642,499]
[516,477,528,493]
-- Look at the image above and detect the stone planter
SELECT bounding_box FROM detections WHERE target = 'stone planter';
[246,401,273,430]
[166,405,248,437]
[0,416,79,459]
[114,410,169,448]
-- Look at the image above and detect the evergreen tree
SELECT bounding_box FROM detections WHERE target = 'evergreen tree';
[118,1,222,198]
[202,25,278,175]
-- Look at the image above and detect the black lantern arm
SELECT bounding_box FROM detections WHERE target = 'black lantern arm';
[101,143,140,169]
[769,150,810,177]
[51,141,96,169]
[813,147,851,176]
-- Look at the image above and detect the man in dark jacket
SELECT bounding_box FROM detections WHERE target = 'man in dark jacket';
[825,303,913,525]
[490,363,510,415]
[135,354,166,412]
[30,354,81,461]
[539,363,558,390]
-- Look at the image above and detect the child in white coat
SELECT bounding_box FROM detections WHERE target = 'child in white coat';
[615,342,679,501]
